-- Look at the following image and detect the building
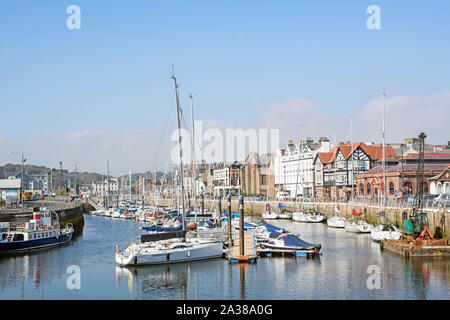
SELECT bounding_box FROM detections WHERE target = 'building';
[212,161,241,197]
[0,178,21,205]
[14,172,47,192]
[356,153,450,199]
[313,142,397,199]
[91,178,120,196]
[241,152,275,198]
[429,165,450,194]
[46,168,69,193]
[275,137,331,199]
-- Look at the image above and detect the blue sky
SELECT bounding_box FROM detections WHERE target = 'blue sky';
[0,1,449,175]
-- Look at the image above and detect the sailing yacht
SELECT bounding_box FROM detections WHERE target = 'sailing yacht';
[115,73,223,266]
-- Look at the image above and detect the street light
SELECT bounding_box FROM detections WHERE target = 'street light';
[8,152,26,209]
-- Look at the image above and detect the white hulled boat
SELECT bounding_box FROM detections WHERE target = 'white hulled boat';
[371,223,402,242]
[293,209,325,223]
[345,219,373,233]
[327,216,347,228]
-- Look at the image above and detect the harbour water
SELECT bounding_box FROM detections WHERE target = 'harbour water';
[0,215,449,300]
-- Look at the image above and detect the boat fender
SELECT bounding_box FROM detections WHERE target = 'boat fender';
[116,245,120,254]
[404,250,409,259]
[265,203,270,212]
[380,241,384,250]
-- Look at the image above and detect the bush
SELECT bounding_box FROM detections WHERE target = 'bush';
[0,198,5,206]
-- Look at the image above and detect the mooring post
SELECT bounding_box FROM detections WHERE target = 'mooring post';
[239,195,245,256]
[217,194,222,227]
[228,194,232,245]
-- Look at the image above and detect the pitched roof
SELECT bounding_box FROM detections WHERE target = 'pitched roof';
[0,178,21,189]
[314,143,397,164]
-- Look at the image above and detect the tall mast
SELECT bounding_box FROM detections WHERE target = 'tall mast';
[172,72,186,233]
[129,160,132,202]
[189,94,197,215]
[350,114,354,202]
[293,124,303,205]
[381,91,386,209]
[107,160,110,207]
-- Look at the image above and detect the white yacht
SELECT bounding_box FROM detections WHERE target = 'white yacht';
[345,219,373,233]
[293,209,325,223]
[371,224,402,242]
[327,216,347,228]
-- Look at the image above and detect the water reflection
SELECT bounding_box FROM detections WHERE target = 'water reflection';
[0,215,449,299]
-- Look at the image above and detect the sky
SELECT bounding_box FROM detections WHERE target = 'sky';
[0,0,449,175]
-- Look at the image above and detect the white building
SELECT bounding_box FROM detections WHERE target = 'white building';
[274,137,331,199]
[91,178,120,196]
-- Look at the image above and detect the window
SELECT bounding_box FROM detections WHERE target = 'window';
[367,183,372,195]
[389,182,395,195]
[421,182,428,194]
[403,182,413,195]
[359,184,365,196]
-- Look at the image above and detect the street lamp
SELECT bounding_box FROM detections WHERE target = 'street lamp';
[8,152,26,209]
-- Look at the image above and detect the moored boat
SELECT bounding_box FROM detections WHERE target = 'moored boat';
[327,216,347,228]
[371,224,402,242]
[0,208,74,254]
[292,208,325,223]
[345,219,373,233]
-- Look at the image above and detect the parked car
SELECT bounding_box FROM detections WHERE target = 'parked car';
[433,194,450,208]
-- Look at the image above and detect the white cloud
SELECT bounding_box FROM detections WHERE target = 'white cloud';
[254,92,450,146]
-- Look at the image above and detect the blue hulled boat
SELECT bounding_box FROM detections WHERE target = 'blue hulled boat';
[0,208,74,254]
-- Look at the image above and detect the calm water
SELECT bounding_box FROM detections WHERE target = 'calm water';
[0,215,449,300]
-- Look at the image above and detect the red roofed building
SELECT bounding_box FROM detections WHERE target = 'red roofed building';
[313,142,397,199]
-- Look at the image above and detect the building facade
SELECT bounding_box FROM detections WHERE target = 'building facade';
[275,137,331,199]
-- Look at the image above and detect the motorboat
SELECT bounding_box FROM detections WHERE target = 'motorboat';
[257,233,321,257]
[0,208,74,254]
[327,216,347,228]
[262,203,278,220]
[293,208,325,223]
[345,219,373,233]
[371,224,402,242]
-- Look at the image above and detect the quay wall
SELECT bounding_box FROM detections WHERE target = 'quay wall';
[150,198,450,239]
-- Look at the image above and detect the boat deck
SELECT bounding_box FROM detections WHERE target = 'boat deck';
[381,239,450,258]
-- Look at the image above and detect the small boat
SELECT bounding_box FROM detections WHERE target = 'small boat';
[262,203,277,219]
[115,232,223,266]
[293,209,325,223]
[111,209,122,218]
[258,233,321,257]
[277,210,292,219]
[0,208,74,254]
[371,224,402,242]
[345,219,373,233]
[327,216,347,228]
[104,209,112,217]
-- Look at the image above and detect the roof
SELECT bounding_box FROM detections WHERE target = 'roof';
[360,163,448,177]
[0,178,21,189]
[429,165,450,181]
[405,153,450,160]
[314,143,397,164]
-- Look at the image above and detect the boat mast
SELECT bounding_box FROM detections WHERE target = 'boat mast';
[350,114,354,202]
[172,72,186,233]
[381,91,386,210]
[129,161,132,203]
[189,94,197,218]
[293,124,303,207]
